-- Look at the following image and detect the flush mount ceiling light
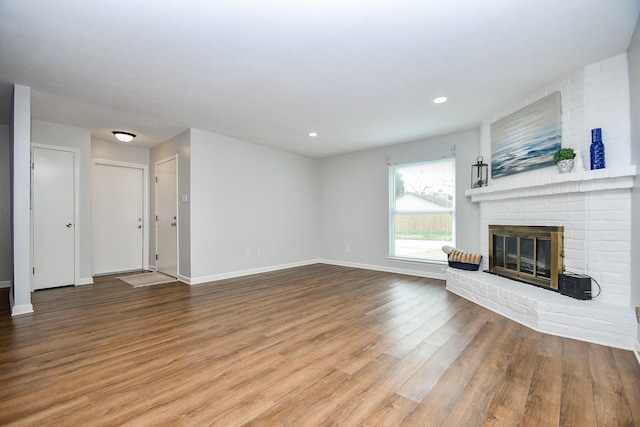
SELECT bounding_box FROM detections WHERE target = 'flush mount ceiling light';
[308,132,318,137]
[433,96,448,104]
[112,131,136,143]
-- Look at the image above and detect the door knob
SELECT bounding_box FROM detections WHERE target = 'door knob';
[66,223,72,228]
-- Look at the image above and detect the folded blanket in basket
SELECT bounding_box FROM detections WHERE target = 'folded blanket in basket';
[449,250,482,265]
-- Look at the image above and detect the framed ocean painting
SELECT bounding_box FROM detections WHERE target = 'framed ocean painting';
[491,91,562,178]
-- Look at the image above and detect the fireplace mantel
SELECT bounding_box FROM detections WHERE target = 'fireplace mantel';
[465,166,636,203]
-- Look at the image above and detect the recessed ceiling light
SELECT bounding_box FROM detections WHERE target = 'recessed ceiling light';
[309,132,318,137]
[433,97,448,104]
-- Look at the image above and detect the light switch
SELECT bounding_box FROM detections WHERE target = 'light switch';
[181,193,189,203]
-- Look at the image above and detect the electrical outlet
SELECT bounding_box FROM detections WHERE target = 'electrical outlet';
[245,250,252,258]
[345,246,350,253]
[256,248,262,256]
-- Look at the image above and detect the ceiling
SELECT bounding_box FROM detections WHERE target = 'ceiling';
[0,1,638,158]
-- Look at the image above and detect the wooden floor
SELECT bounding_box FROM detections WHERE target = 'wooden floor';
[1,264,638,426]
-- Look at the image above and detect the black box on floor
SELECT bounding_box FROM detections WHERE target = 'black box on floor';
[559,272,592,300]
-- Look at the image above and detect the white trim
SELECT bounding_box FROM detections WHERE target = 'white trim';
[31,144,81,289]
[154,155,179,278]
[8,281,31,316]
[635,308,640,367]
[77,277,94,286]
[386,256,448,266]
[11,304,34,316]
[177,273,191,284]
[319,259,447,280]
[189,260,318,285]
[0,280,11,289]
[188,259,447,285]
[91,158,150,273]
[389,157,457,261]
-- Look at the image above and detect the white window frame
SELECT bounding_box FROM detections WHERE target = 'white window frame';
[388,157,456,263]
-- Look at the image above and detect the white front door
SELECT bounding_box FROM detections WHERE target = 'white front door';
[92,162,144,275]
[156,157,178,278]
[33,147,76,289]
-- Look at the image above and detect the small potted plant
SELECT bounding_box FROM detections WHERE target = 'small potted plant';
[552,147,576,174]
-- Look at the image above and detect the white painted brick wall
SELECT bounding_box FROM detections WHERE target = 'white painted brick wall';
[462,54,637,349]
[473,53,634,306]
[478,187,632,305]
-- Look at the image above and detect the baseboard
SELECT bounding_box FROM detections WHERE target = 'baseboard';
[11,303,33,316]
[318,259,447,281]
[0,280,11,289]
[77,277,93,286]
[189,259,319,285]
[635,308,640,367]
[7,291,31,316]
[187,258,447,285]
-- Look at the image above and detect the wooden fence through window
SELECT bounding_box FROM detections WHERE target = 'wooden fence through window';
[395,213,452,234]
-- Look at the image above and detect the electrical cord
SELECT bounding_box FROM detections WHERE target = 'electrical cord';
[590,275,602,298]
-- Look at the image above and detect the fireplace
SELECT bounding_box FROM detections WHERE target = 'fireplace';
[446,168,637,350]
[488,225,563,290]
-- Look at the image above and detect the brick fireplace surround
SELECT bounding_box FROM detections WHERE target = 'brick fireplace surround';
[446,166,637,350]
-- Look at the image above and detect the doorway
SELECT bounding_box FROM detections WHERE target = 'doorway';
[32,145,79,290]
[155,156,178,278]
[92,160,148,275]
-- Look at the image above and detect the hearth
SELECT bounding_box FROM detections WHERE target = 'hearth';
[488,225,563,290]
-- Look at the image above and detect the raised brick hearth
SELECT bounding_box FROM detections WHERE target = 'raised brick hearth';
[446,268,637,349]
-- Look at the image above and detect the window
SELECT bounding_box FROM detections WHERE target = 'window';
[389,158,455,262]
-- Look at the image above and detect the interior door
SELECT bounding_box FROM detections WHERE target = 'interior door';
[156,157,177,278]
[92,162,144,275]
[33,147,75,289]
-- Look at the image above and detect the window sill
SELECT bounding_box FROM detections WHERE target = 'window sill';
[386,256,447,266]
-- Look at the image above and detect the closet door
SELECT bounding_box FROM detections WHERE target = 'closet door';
[33,147,75,289]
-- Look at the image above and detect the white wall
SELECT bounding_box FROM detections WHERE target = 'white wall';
[480,53,632,182]
[189,128,319,282]
[91,139,150,165]
[31,120,93,284]
[627,16,640,352]
[0,125,11,286]
[149,129,191,278]
[318,129,480,279]
[11,85,32,315]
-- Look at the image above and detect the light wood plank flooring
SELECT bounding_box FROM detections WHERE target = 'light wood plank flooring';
[1,264,638,426]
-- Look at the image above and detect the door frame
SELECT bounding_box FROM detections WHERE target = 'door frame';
[31,144,80,291]
[154,155,179,277]
[91,158,150,274]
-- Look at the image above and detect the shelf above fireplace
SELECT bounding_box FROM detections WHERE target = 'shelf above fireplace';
[465,166,636,203]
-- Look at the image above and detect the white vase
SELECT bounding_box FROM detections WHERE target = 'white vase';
[557,159,574,174]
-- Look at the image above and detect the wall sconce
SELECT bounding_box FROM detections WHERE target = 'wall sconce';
[112,131,136,143]
[471,156,488,188]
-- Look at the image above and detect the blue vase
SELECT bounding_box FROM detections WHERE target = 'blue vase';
[590,128,605,170]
